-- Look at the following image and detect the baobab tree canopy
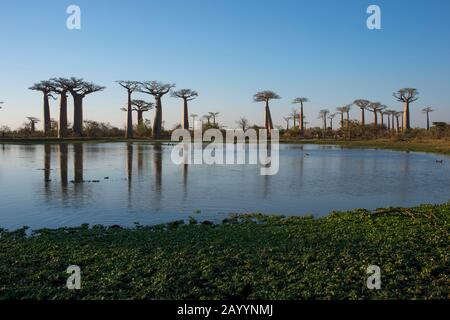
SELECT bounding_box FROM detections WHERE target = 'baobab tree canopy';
[253,91,281,102]
[393,88,419,103]
[117,81,141,92]
[353,99,371,109]
[292,97,309,104]
[139,81,176,97]
[171,89,198,101]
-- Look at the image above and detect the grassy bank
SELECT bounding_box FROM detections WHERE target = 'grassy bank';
[281,138,450,155]
[0,203,449,300]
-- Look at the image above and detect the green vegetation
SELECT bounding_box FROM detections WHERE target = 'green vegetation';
[283,138,450,155]
[1,203,448,300]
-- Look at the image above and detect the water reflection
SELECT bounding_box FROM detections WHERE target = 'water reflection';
[0,142,449,229]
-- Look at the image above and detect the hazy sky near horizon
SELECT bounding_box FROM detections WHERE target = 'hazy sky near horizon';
[0,0,449,130]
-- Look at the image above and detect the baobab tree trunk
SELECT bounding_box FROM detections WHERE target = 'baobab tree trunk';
[58,93,68,138]
[403,102,410,129]
[387,115,391,130]
[126,91,133,139]
[346,111,350,129]
[43,93,51,135]
[31,122,36,132]
[380,113,384,128]
[137,111,144,126]
[396,117,400,133]
[426,112,430,131]
[152,96,162,138]
[391,115,395,131]
[264,100,274,131]
[299,103,304,135]
[183,98,189,130]
[340,112,344,128]
[360,108,365,126]
[373,112,378,128]
[73,95,84,137]
[330,119,333,131]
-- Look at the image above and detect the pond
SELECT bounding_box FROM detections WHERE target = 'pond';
[0,142,449,229]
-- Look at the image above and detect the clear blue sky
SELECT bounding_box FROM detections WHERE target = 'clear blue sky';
[0,0,449,130]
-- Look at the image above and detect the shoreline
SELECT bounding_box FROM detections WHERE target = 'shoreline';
[1,203,448,299]
[1,137,449,156]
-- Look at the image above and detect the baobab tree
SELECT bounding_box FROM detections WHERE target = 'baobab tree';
[290,109,298,129]
[253,91,280,132]
[190,113,198,130]
[336,107,346,128]
[283,116,292,130]
[292,97,308,135]
[236,117,249,131]
[29,80,55,135]
[393,88,419,129]
[139,81,176,138]
[131,99,153,126]
[203,114,211,125]
[26,117,40,133]
[209,112,220,126]
[353,99,371,126]
[366,102,385,128]
[394,111,402,132]
[117,81,141,139]
[328,113,338,131]
[344,105,352,129]
[422,107,434,131]
[171,89,198,130]
[50,78,71,138]
[318,109,330,134]
[64,78,105,136]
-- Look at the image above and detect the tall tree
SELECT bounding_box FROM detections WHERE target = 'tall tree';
[283,116,291,130]
[318,109,330,133]
[422,107,434,131]
[131,99,153,126]
[366,102,386,128]
[353,99,371,126]
[290,109,298,128]
[171,89,198,130]
[394,111,402,132]
[236,117,249,131]
[26,117,40,133]
[393,88,419,129]
[117,81,141,139]
[50,78,71,138]
[64,78,105,136]
[208,112,220,126]
[190,114,198,130]
[29,80,55,135]
[139,81,175,138]
[336,107,345,128]
[253,91,280,132]
[292,97,308,135]
[328,113,338,131]
[342,105,352,129]
[203,114,211,125]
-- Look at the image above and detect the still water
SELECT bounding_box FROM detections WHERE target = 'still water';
[0,143,449,229]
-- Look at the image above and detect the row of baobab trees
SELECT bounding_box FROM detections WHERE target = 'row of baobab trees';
[279,88,435,134]
[27,78,203,139]
[26,80,433,139]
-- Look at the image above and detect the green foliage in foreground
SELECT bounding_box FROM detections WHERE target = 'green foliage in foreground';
[0,204,449,300]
